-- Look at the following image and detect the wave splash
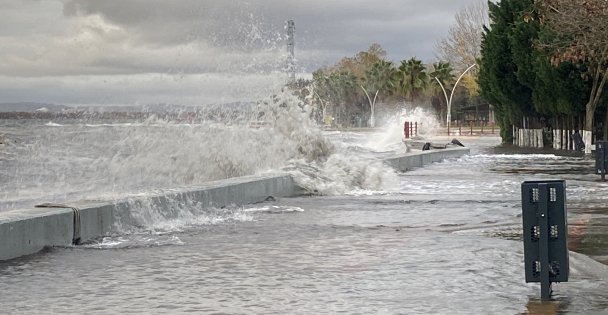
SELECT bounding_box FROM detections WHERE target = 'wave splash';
[1,92,400,222]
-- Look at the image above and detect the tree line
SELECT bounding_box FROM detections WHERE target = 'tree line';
[298,43,475,128]
[287,2,489,129]
[478,0,608,143]
[296,0,608,146]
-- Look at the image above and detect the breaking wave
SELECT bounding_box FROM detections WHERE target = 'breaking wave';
[0,91,400,212]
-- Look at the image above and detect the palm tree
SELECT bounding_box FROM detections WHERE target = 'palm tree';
[429,61,455,121]
[398,58,430,104]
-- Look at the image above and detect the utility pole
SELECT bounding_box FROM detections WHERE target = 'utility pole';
[286,20,295,83]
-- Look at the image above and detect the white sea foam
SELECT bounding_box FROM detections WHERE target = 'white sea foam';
[365,107,441,152]
[242,205,305,213]
[1,91,413,234]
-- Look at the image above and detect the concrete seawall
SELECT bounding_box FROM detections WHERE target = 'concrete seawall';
[384,147,469,172]
[0,147,469,261]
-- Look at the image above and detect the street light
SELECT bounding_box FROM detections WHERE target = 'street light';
[311,84,327,121]
[360,85,379,128]
[433,63,477,132]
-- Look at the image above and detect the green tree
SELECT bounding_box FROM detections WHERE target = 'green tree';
[398,58,430,104]
[478,0,593,144]
[312,69,361,126]
[511,6,588,118]
[313,44,391,127]
[478,0,535,142]
[535,0,608,134]
[361,60,399,127]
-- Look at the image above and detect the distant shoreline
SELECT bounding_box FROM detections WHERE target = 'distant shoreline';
[0,106,256,121]
[0,111,171,120]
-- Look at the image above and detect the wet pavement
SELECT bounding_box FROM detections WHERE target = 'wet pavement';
[1,136,607,314]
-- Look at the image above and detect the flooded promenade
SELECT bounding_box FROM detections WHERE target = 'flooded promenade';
[1,134,607,314]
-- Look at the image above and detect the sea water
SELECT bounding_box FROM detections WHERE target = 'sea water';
[1,137,608,314]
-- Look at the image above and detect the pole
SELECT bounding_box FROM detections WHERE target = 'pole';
[447,121,450,136]
[286,20,295,83]
[361,86,379,128]
[434,77,450,126]
[447,64,477,128]
[312,86,327,124]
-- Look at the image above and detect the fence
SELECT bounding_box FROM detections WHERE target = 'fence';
[403,121,418,139]
[513,127,592,153]
[446,121,499,136]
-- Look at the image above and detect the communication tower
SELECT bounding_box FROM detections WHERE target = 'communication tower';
[287,20,295,82]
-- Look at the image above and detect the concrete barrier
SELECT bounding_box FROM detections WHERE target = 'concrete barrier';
[1,174,296,261]
[0,207,73,261]
[384,147,470,172]
[0,149,468,261]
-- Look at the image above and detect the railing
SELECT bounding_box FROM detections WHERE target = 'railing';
[447,121,499,136]
[403,121,418,139]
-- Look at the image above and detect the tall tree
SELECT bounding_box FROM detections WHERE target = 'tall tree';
[510,3,588,118]
[535,0,608,133]
[436,1,488,72]
[398,58,430,104]
[478,0,591,143]
[335,43,387,80]
[478,0,535,142]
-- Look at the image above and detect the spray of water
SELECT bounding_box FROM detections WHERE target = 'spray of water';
[257,91,400,195]
[0,91,402,218]
[364,106,442,152]
[0,3,401,243]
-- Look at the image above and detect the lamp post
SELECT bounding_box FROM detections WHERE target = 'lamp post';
[434,64,477,134]
[311,84,328,124]
[360,85,379,128]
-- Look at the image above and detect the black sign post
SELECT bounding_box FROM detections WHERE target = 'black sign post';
[521,180,569,300]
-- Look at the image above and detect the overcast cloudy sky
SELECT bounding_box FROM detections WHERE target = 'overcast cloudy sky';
[0,0,483,106]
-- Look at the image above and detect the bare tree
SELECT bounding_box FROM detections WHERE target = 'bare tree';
[535,0,608,133]
[436,1,489,73]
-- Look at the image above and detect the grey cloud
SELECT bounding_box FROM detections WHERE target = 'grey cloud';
[0,73,288,105]
[0,0,483,104]
[61,0,280,49]
[58,0,477,57]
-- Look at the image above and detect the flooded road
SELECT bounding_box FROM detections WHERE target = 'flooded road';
[1,136,607,314]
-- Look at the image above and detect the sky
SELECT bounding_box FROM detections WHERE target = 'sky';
[0,0,484,106]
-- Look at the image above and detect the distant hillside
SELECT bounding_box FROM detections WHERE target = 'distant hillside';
[0,102,71,112]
